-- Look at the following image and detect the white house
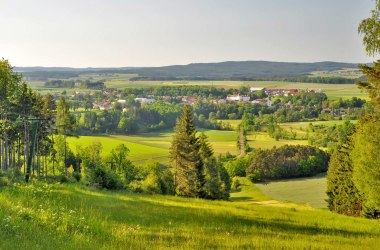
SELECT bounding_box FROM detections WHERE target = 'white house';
[134,98,155,104]
[117,99,127,104]
[226,94,250,102]
[250,87,264,92]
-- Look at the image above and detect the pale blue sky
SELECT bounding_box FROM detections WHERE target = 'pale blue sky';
[0,0,375,67]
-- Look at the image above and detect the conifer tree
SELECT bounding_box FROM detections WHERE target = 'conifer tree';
[326,139,363,217]
[170,105,203,197]
[56,96,75,175]
[199,132,229,200]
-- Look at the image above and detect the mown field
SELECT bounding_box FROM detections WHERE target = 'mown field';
[0,179,379,249]
[255,173,327,208]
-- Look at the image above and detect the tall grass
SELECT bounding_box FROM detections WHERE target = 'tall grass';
[0,180,379,249]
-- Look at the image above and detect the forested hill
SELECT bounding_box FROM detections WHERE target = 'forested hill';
[16,61,362,82]
[131,61,360,80]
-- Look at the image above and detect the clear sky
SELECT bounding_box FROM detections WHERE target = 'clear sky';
[0,0,375,67]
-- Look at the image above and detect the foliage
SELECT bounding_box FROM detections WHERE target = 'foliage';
[246,145,329,181]
[170,105,203,197]
[326,139,363,217]
[351,114,380,218]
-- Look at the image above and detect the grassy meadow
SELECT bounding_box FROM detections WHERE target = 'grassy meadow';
[1,179,379,249]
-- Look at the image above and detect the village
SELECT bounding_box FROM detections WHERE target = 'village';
[60,86,324,112]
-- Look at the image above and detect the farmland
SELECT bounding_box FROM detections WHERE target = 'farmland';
[26,72,366,100]
[67,119,353,165]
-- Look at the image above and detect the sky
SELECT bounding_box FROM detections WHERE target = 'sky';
[0,0,376,67]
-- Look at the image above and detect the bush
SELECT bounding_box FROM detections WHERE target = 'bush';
[129,180,143,193]
[0,176,10,187]
[58,174,70,183]
[88,166,122,190]
[224,158,247,177]
[246,145,329,180]
[231,177,241,190]
[72,172,81,182]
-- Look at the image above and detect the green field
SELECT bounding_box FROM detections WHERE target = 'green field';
[310,68,363,79]
[1,180,379,249]
[67,130,239,165]
[27,75,366,100]
[67,119,352,165]
[255,173,327,208]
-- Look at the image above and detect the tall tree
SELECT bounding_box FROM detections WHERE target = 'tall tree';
[358,0,380,110]
[326,138,363,217]
[351,115,380,218]
[56,95,75,175]
[199,132,229,200]
[170,105,203,197]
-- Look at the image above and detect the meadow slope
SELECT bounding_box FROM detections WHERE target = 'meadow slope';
[0,180,379,249]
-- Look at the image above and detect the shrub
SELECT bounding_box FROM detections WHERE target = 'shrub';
[72,172,81,182]
[88,166,122,189]
[0,176,9,187]
[231,177,241,190]
[224,158,247,177]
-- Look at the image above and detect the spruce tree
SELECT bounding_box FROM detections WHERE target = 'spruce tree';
[326,139,363,217]
[170,105,203,197]
[199,132,229,200]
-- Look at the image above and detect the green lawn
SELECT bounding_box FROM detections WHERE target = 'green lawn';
[0,180,379,249]
[255,173,328,208]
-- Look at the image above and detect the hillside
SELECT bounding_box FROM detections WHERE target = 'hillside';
[0,180,378,249]
[16,61,361,81]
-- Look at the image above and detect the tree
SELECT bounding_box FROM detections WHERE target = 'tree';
[358,0,380,109]
[351,115,380,218]
[56,96,75,176]
[109,143,136,183]
[198,132,229,199]
[326,139,363,217]
[170,105,203,197]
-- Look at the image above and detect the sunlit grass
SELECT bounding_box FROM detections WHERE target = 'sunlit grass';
[0,181,379,249]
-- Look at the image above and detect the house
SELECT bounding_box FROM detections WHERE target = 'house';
[251,98,272,107]
[209,99,226,104]
[134,98,155,104]
[322,107,331,113]
[250,87,265,92]
[226,94,250,102]
[181,96,198,105]
[117,99,127,104]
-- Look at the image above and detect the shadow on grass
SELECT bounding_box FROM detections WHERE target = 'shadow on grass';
[61,186,376,240]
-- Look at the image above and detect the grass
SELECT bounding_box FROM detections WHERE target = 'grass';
[255,173,328,208]
[247,132,308,149]
[0,181,379,249]
[67,129,239,165]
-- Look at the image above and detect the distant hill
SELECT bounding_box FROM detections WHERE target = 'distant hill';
[15,61,362,82]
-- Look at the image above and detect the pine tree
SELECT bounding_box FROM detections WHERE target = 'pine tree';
[170,105,203,197]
